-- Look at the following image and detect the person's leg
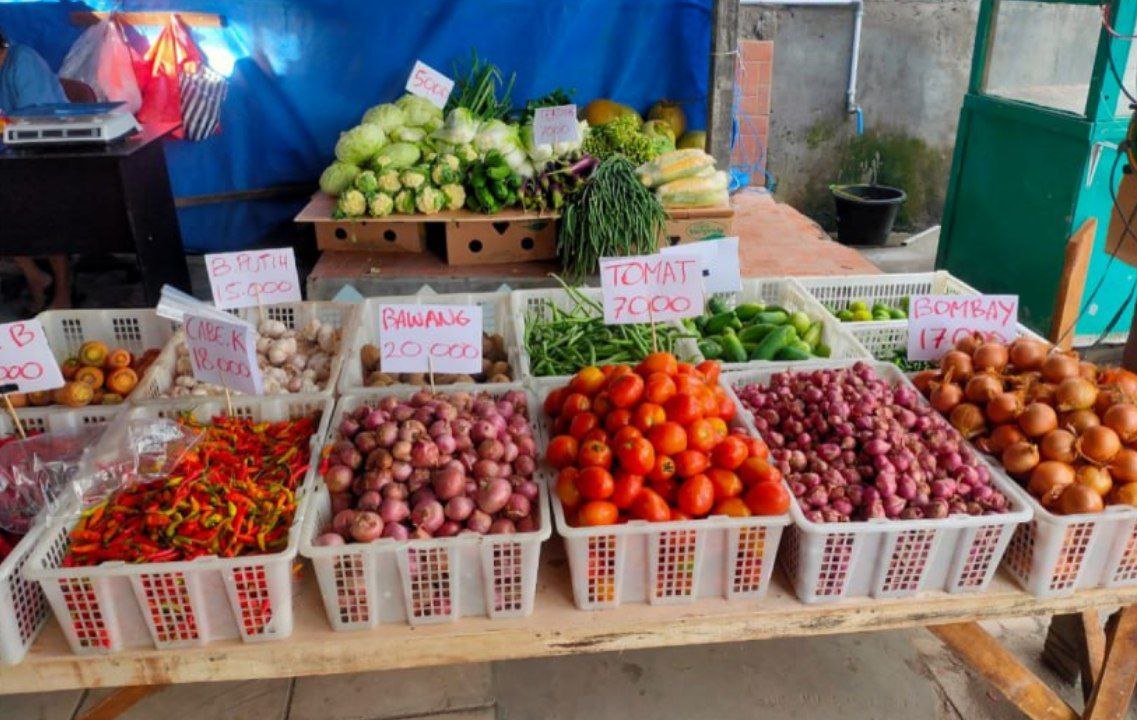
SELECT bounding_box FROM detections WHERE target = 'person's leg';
[12,256,51,311]
[46,255,70,309]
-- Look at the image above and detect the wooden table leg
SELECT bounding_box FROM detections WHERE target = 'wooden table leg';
[1079,610,1107,703]
[930,622,1079,720]
[1084,606,1137,720]
[76,685,162,720]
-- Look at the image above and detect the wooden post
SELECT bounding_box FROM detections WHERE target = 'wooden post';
[76,685,162,720]
[706,0,740,170]
[1050,218,1097,350]
[1084,605,1137,720]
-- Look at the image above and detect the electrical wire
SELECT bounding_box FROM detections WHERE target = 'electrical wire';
[1102,4,1137,40]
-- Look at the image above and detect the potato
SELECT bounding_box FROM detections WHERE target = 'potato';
[488,374,511,384]
[366,371,395,387]
[491,361,511,378]
[360,343,382,371]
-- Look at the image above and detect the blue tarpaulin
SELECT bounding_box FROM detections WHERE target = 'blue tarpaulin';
[0,0,712,252]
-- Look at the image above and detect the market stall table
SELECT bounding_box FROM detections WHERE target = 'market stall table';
[0,123,191,303]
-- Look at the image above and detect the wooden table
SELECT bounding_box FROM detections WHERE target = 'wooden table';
[5,541,1137,720]
[0,123,191,303]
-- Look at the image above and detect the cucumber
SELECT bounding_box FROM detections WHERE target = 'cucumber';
[704,311,740,335]
[707,296,731,315]
[774,346,813,361]
[789,311,812,336]
[738,323,776,344]
[751,325,796,361]
[721,329,747,363]
[814,342,832,358]
[698,339,724,360]
[734,302,766,322]
[801,321,823,349]
[752,310,789,325]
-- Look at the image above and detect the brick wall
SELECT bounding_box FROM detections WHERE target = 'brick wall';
[733,40,773,186]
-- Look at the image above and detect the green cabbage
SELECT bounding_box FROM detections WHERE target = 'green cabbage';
[319,161,360,196]
[353,170,379,194]
[416,186,445,215]
[335,189,367,218]
[391,126,426,143]
[393,188,416,214]
[361,103,406,132]
[335,124,387,165]
[371,142,422,171]
[441,184,466,211]
[368,192,394,217]
[396,94,443,128]
[376,169,402,194]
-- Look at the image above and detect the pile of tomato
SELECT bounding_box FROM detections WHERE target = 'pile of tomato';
[544,353,791,526]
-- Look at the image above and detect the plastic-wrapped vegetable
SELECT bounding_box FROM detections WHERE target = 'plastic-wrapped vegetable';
[394,188,416,214]
[335,189,367,218]
[353,170,379,194]
[371,142,422,171]
[335,124,387,165]
[360,103,406,132]
[319,161,360,196]
[432,107,479,145]
[368,192,394,217]
[637,149,714,188]
[376,169,402,194]
[656,170,729,208]
[416,186,445,214]
[441,183,466,210]
[396,93,443,128]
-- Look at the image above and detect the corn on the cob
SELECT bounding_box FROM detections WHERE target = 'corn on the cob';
[657,170,729,208]
[637,149,715,188]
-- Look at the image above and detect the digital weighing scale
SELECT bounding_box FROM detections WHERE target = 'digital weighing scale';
[2,102,140,148]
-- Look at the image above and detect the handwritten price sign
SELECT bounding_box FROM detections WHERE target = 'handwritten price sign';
[600,253,703,325]
[377,304,483,374]
[907,294,1019,361]
[205,247,302,310]
[533,104,580,145]
[184,314,263,395]
[405,60,454,110]
[0,320,63,394]
[661,236,742,294]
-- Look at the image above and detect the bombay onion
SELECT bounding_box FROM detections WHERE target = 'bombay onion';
[1002,441,1041,476]
[1009,338,1048,371]
[1113,483,1137,507]
[1103,403,1137,443]
[1100,367,1137,398]
[1056,483,1104,515]
[973,343,1009,373]
[965,373,1002,404]
[1109,448,1137,484]
[1075,465,1113,497]
[1042,352,1080,384]
[1056,376,1098,412]
[1079,361,1098,381]
[988,424,1027,454]
[1028,382,1058,405]
[956,333,983,355]
[1039,429,1077,463]
[949,403,986,439]
[912,369,940,394]
[986,393,1022,425]
[1029,461,1076,508]
[1077,425,1122,464]
[930,382,963,414]
[941,350,973,381]
[1018,402,1059,438]
[1063,409,1101,435]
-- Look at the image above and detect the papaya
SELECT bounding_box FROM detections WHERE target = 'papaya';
[78,340,109,368]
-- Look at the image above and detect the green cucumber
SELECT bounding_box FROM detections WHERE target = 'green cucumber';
[707,296,731,315]
[789,311,812,336]
[721,329,747,363]
[751,325,796,360]
[734,302,766,321]
[704,311,739,335]
[738,323,776,344]
[752,310,789,325]
[801,321,823,349]
[698,339,723,360]
[774,346,813,361]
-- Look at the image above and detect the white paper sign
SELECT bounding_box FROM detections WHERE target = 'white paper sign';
[907,294,1019,361]
[0,320,64,394]
[377,304,482,374]
[599,253,704,325]
[184,314,264,395]
[533,104,580,145]
[205,247,302,310]
[405,60,454,110]
[661,237,741,294]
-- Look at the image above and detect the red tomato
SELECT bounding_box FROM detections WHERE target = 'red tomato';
[578,439,612,469]
[713,497,752,518]
[669,509,692,521]
[592,391,613,417]
[603,408,632,434]
[543,387,568,417]
[737,457,781,487]
[553,415,571,436]
[556,467,582,509]
[610,471,645,510]
[600,364,619,378]
[607,365,634,381]
[647,422,687,456]
[692,384,719,419]
[644,372,678,405]
[711,436,749,470]
[578,500,619,527]
[665,393,702,425]
[675,361,698,376]
[686,418,717,453]
[615,436,656,475]
[637,352,679,378]
[696,360,721,386]
[576,466,615,500]
[560,392,591,419]
[742,434,769,460]
[609,373,645,408]
[674,450,710,478]
[631,487,671,522]
[570,366,607,396]
[647,454,677,483]
[674,373,703,396]
[706,417,729,443]
[714,386,736,421]
[745,481,791,516]
[707,468,743,501]
[677,474,715,517]
[632,402,667,433]
[613,425,642,444]
[581,428,609,445]
[546,435,579,469]
[650,478,678,504]
[568,412,599,440]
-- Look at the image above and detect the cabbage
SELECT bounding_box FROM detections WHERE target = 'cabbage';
[376,169,402,194]
[396,93,443,128]
[361,103,406,132]
[393,188,416,214]
[415,186,445,215]
[472,119,516,155]
[520,124,553,165]
[390,126,426,143]
[368,192,394,217]
[353,170,379,194]
[335,124,386,165]
[441,184,466,211]
[319,161,360,196]
[371,142,421,171]
[335,189,367,218]
[431,108,479,146]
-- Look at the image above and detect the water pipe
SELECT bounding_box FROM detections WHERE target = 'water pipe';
[740,0,865,135]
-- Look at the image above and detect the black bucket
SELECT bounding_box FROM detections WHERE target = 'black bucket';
[831,184,906,246]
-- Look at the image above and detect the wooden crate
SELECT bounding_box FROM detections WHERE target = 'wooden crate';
[660,205,735,248]
[443,211,557,266]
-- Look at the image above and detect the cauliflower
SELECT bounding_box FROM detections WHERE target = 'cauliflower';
[376,169,401,194]
[360,103,405,132]
[399,167,427,190]
[441,183,466,211]
[431,154,461,185]
[334,189,367,218]
[393,188,416,214]
[319,161,360,196]
[415,186,445,215]
[334,124,386,165]
[353,170,379,194]
[368,192,394,217]
[455,144,479,165]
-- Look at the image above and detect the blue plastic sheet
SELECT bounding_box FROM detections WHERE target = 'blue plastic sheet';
[0,0,712,252]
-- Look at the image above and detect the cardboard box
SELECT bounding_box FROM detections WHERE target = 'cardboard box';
[295,193,427,253]
[660,205,735,248]
[442,213,558,266]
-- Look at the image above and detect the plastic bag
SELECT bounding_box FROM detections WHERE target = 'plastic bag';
[0,426,105,534]
[58,18,143,113]
[78,418,204,509]
[136,14,203,135]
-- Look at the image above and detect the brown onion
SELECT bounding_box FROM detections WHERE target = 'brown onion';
[1075,465,1113,497]
[1078,425,1122,464]
[1003,441,1041,476]
[1063,409,1101,435]
[1009,338,1048,371]
[1079,361,1098,381]
[950,403,986,439]
[1028,382,1058,405]
[1109,448,1137,483]
[1056,377,1098,412]
[973,343,1009,373]
[1103,403,1137,443]
[1018,403,1059,438]
[1042,353,1080,384]
[956,333,984,355]
[988,424,1027,454]
[966,374,1003,404]
[986,393,1022,425]
[941,350,973,381]
[1096,387,1131,416]
[1029,461,1076,507]
[1113,482,1137,507]
[930,382,964,414]
[1056,483,1104,515]
[912,369,941,394]
[1040,429,1077,463]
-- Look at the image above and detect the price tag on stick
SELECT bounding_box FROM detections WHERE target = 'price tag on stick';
[599,253,704,325]
[661,237,742,294]
[907,294,1019,361]
[184,314,264,395]
[533,105,580,145]
[205,248,302,311]
[377,304,483,374]
[0,320,64,395]
[405,60,454,110]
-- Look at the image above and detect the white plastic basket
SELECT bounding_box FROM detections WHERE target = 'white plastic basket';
[510,285,700,383]
[537,381,791,611]
[0,518,49,664]
[131,301,358,407]
[337,291,520,394]
[693,278,867,371]
[300,388,551,629]
[725,360,1031,603]
[845,320,1048,365]
[794,271,980,316]
[23,395,333,655]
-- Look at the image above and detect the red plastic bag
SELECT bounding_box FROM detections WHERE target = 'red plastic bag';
[136,15,203,137]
